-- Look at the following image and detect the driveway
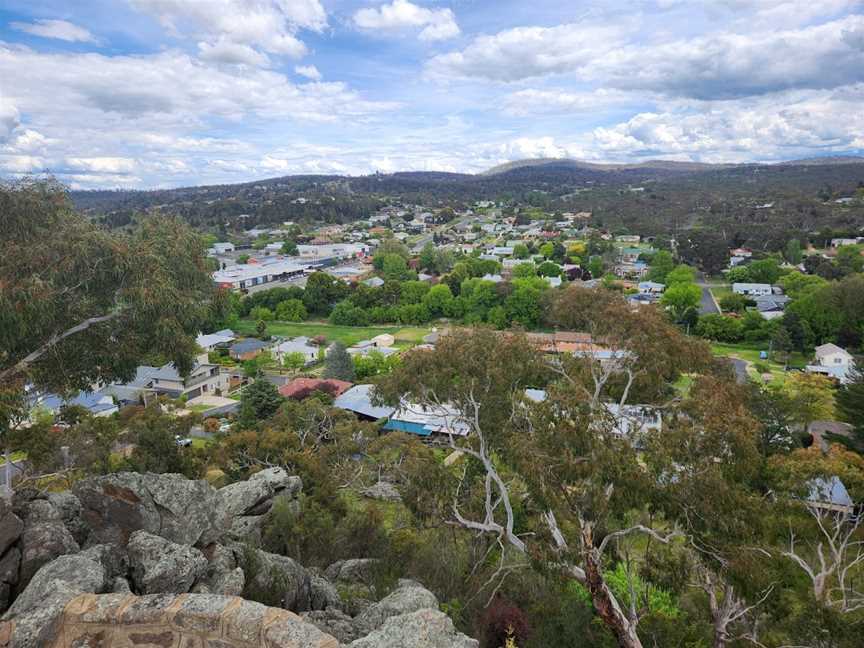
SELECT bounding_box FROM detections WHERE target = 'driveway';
[696,273,721,315]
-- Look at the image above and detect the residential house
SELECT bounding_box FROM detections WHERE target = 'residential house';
[603,403,663,437]
[196,329,236,352]
[347,341,399,358]
[638,281,665,294]
[831,238,860,248]
[806,476,854,515]
[615,261,648,279]
[209,242,235,255]
[34,391,119,419]
[490,246,514,257]
[520,391,660,438]
[274,337,319,366]
[383,401,470,439]
[333,384,396,420]
[230,339,271,361]
[481,273,504,283]
[279,378,352,400]
[806,343,857,383]
[616,235,641,243]
[121,353,230,400]
[753,294,791,320]
[732,282,773,296]
[619,247,642,263]
[363,277,385,288]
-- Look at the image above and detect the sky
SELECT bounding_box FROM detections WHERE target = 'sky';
[0,0,863,189]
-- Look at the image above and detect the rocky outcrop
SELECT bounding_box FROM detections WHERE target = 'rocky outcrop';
[325,558,379,586]
[73,471,226,546]
[127,530,208,594]
[360,481,402,503]
[0,503,22,613]
[354,579,440,634]
[219,467,302,543]
[349,608,479,648]
[1,592,341,648]
[0,470,476,648]
[239,545,315,612]
[193,543,246,596]
[16,498,79,589]
[46,491,88,546]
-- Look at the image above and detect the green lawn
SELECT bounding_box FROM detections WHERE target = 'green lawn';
[710,285,733,303]
[710,342,808,385]
[236,319,432,347]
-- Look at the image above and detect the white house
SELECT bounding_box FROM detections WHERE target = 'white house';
[806,343,856,384]
[732,283,773,296]
[638,281,665,294]
[196,329,236,352]
[274,337,319,366]
[210,242,235,255]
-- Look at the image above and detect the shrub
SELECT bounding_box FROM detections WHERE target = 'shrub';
[480,598,530,648]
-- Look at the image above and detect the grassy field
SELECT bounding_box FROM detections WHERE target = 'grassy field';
[710,342,808,384]
[710,285,733,304]
[235,319,433,347]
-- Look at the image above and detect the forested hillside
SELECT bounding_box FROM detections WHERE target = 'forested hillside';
[71,159,864,244]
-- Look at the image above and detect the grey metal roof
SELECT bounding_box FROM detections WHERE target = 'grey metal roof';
[333,384,396,419]
[230,339,270,354]
[807,476,854,507]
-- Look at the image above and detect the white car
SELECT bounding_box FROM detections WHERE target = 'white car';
[175,435,192,447]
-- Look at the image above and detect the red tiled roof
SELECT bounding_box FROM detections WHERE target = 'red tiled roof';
[279,378,353,400]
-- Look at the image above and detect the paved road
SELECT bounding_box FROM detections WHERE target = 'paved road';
[696,273,720,315]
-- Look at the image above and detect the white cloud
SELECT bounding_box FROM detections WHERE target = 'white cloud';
[502,88,635,116]
[10,19,97,43]
[0,155,45,173]
[354,0,460,41]
[426,22,629,81]
[0,46,391,125]
[591,86,864,162]
[5,129,49,153]
[0,98,20,144]
[131,0,325,63]
[295,64,322,80]
[0,44,394,186]
[427,14,864,100]
[591,15,864,99]
[198,38,271,67]
[65,157,138,173]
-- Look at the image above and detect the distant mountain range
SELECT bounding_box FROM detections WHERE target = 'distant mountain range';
[481,156,864,176]
[69,155,864,235]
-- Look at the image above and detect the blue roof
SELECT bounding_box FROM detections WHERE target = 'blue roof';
[36,390,117,415]
[383,419,432,436]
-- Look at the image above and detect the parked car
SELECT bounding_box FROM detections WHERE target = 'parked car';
[175,435,192,447]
